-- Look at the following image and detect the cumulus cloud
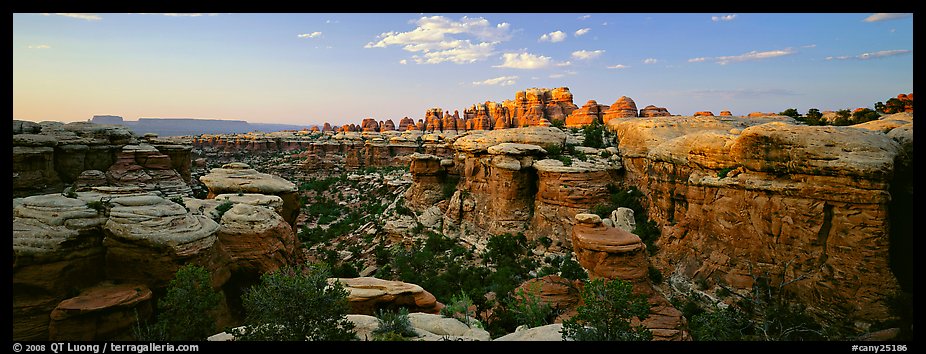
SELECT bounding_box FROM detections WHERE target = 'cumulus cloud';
[607,64,629,69]
[494,52,554,69]
[825,49,911,61]
[643,58,659,64]
[539,30,567,43]
[473,75,518,86]
[364,15,511,64]
[43,13,101,21]
[578,15,591,20]
[298,32,322,39]
[399,59,408,64]
[692,48,796,65]
[575,28,591,36]
[863,13,912,22]
[711,14,737,22]
[27,44,51,49]
[556,61,573,67]
[571,49,605,60]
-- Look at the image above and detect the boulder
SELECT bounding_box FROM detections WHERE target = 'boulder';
[48,283,153,340]
[331,277,444,315]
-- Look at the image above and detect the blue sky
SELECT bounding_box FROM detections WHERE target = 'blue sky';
[13,13,913,126]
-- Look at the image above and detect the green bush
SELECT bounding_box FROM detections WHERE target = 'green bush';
[581,121,606,148]
[372,308,417,341]
[717,167,735,179]
[561,278,652,341]
[508,284,555,328]
[690,306,750,341]
[231,264,357,341]
[648,266,663,285]
[214,201,234,221]
[440,291,478,326]
[134,264,220,341]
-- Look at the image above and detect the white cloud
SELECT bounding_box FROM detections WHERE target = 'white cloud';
[607,64,629,69]
[687,57,707,63]
[713,48,795,64]
[575,28,591,36]
[578,15,591,20]
[711,14,737,22]
[365,15,511,65]
[399,59,408,65]
[571,50,605,60]
[825,49,911,61]
[863,13,912,22]
[556,61,572,67]
[602,22,609,26]
[801,44,817,48]
[43,13,101,21]
[130,13,219,17]
[298,32,322,39]
[549,73,565,79]
[539,30,567,43]
[473,75,518,86]
[27,44,51,49]
[494,52,553,69]
[325,19,339,24]
[643,58,659,64]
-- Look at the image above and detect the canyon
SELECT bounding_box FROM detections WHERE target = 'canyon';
[11,87,914,341]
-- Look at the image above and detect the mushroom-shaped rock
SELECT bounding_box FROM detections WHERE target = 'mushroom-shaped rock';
[216,204,297,275]
[198,163,299,227]
[570,213,647,281]
[331,277,444,315]
[48,283,153,340]
[102,194,225,289]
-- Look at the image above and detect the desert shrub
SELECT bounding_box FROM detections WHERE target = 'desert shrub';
[536,252,588,281]
[231,263,356,341]
[440,291,480,327]
[134,264,220,341]
[581,121,606,148]
[690,306,750,341]
[507,284,556,328]
[441,174,460,200]
[213,201,234,221]
[372,308,417,341]
[717,166,735,179]
[648,266,663,285]
[561,278,652,341]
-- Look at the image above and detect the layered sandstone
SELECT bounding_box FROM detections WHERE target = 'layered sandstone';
[565,100,607,128]
[602,96,639,122]
[215,204,298,276]
[48,283,153,341]
[199,163,300,227]
[571,214,690,341]
[607,114,910,326]
[332,277,444,315]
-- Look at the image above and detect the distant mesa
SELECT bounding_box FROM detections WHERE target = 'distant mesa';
[89,115,311,137]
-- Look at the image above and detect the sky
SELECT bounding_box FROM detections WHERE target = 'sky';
[12,12,914,127]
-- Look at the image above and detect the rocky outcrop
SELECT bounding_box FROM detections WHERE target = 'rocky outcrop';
[12,194,109,340]
[719,110,733,117]
[607,114,910,327]
[512,275,583,322]
[13,120,194,199]
[102,193,225,289]
[462,87,578,129]
[332,277,444,315]
[565,100,607,128]
[639,105,671,117]
[602,96,638,122]
[105,144,192,198]
[48,283,153,341]
[571,213,690,341]
[215,204,297,276]
[199,163,300,227]
[531,159,620,248]
[692,111,714,117]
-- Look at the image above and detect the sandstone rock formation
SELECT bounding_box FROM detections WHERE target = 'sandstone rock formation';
[602,96,639,122]
[48,283,153,341]
[332,277,444,315]
[719,110,733,116]
[693,111,714,117]
[607,114,911,327]
[199,162,299,227]
[216,204,298,276]
[639,105,671,117]
[571,213,690,341]
[105,144,192,198]
[565,100,607,128]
